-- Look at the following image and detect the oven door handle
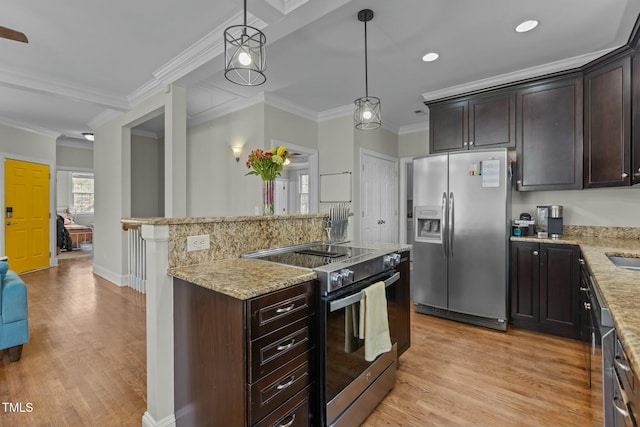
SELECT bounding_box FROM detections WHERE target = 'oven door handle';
[329,272,400,313]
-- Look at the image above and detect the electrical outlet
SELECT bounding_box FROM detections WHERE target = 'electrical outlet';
[187,235,210,252]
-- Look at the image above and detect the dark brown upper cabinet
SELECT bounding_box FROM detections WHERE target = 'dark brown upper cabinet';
[515,74,584,191]
[428,91,516,153]
[583,55,632,188]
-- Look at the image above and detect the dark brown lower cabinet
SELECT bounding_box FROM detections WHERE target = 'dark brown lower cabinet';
[173,278,316,427]
[391,251,411,357]
[510,242,580,339]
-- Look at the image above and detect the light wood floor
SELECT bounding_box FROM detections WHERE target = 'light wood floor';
[364,311,602,427]
[0,258,146,427]
[0,259,600,426]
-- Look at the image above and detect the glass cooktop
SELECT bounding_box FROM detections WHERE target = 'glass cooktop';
[256,244,374,269]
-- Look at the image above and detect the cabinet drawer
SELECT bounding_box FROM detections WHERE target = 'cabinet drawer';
[249,281,314,340]
[249,352,311,424]
[249,316,314,382]
[253,385,311,427]
[616,338,635,394]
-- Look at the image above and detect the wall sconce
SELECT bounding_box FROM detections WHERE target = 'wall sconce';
[231,145,244,162]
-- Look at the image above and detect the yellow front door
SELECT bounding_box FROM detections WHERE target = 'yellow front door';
[4,159,50,273]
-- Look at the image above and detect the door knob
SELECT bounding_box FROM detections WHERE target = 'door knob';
[622,172,629,179]
[533,250,539,256]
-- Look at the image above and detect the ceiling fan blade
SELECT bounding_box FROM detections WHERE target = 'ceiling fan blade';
[0,26,28,43]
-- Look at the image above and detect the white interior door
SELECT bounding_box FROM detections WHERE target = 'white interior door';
[361,151,398,243]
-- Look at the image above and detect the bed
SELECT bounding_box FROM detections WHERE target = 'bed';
[64,224,93,250]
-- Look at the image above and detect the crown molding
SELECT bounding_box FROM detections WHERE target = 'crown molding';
[265,0,309,15]
[0,65,129,111]
[87,109,123,131]
[131,128,160,139]
[317,104,352,122]
[0,116,60,139]
[188,93,266,128]
[263,93,317,122]
[398,121,429,135]
[422,48,613,102]
[128,12,267,108]
[56,136,94,150]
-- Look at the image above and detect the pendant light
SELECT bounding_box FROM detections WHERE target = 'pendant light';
[354,9,381,130]
[224,0,266,86]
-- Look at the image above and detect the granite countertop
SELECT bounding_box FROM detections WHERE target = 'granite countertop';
[169,258,316,300]
[167,241,412,300]
[512,235,640,374]
[122,213,327,226]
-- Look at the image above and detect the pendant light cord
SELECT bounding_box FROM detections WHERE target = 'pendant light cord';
[364,18,369,98]
[244,0,247,26]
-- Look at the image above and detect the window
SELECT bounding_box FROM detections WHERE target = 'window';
[299,173,309,214]
[71,173,94,214]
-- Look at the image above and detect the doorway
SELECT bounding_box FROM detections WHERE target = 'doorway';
[56,169,94,260]
[4,159,51,273]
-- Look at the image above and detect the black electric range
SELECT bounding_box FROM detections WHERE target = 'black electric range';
[243,242,401,295]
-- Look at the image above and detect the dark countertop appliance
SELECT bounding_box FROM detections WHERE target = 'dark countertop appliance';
[243,241,408,427]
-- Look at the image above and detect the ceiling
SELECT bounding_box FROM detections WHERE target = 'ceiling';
[1,0,639,144]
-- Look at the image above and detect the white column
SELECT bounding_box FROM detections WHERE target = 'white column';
[140,224,175,427]
[164,84,187,217]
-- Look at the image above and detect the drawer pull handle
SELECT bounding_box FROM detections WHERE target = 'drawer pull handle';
[615,357,632,372]
[279,414,296,427]
[276,375,296,390]
[276,303,295,314]
[277,339,296,352]
[613,396,630,418]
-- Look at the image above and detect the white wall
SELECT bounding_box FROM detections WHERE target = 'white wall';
[56,144,93,169]
[399,129,429,158]
[93,89,184,286]
[513,186,640,227]
[187,102,265,216]
[265,105,318,152]
[131,134,164,218]
[0,124,57,264]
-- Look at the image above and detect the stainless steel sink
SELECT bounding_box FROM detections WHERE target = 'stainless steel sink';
[607,255,640,271]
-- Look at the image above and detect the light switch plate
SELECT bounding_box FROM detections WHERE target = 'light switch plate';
[187,235,210,252]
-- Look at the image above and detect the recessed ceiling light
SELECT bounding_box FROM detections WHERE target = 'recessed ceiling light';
[515,20,538,33]
[82,132,94,141]
[422,52,439,62]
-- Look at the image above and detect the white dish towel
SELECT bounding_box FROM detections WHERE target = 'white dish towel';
[358,281,392,362]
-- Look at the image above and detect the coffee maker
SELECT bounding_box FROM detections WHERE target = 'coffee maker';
[548,205,563,239]
[536,205,549,238]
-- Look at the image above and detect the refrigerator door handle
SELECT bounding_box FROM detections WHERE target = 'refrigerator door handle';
[449,192,454,257]
[442,191,448,257]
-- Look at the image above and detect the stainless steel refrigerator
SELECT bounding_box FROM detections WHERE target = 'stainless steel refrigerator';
[412,148,511,330]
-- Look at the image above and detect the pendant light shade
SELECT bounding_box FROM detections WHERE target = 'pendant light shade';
[354,9,381,130]
[224,0,266,86]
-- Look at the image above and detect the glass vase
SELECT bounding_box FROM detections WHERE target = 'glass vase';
[262,179,274,215]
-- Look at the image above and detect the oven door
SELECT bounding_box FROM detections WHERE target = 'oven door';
[321,270,400,427]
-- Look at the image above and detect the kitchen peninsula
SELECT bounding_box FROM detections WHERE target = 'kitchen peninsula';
[122,213,410,427]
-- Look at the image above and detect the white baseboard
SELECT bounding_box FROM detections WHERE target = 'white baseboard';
[142,411,176,427]
[92,263,128,286]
